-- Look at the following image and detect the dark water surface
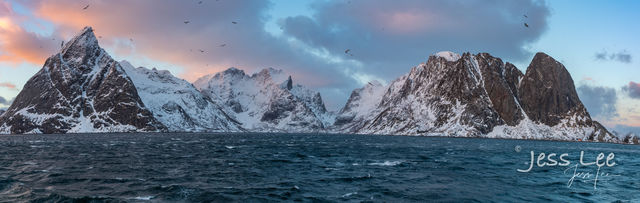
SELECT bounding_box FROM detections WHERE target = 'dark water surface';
[0,133,639,202]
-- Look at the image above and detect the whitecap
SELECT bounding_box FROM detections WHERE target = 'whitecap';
[342,192,358,197]
[368,161,402,166]
[132,196,154,200]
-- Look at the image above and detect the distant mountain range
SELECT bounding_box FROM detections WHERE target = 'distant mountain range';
[0,27,635,144]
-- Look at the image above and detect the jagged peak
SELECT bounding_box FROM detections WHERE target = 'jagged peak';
[365,80,383,88]
[120,60,174,78]
[434,51,461,62]
[61,26,99,55]
[251,67,287,84]
[222,67,245,75]
[525,52,568,78]
[252,67,283,77]
[285,75,293,90]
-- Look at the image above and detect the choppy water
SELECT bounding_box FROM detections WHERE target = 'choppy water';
[0,133,639,202]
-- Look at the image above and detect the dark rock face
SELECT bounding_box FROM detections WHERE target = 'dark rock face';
[345,53,503,136]
[286,76,293,90]
[519,52,586,126]
[336,51,619,143]
[0,27,165,134]
[475,53,524,126]
[624,133,639,145]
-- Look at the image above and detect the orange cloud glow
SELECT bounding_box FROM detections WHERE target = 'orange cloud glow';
[0,6,58,65]
[0,82,17,90]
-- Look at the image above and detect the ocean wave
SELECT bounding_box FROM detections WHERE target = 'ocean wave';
[368,161,402,166]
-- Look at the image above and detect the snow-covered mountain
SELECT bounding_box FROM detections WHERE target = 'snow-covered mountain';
[194,68,334,132]
[623,133,639,144]
[333,80,386,131]
[120,61,242,132]
[0,26,626,144]
[334,51,619,143]
[0,27,165,134]
[612,130,639,144]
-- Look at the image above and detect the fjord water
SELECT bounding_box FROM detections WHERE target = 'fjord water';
[0,133,638,202]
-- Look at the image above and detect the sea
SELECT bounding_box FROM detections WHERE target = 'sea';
[0,133,638,202]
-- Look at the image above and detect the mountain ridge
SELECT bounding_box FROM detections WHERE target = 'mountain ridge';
[0,27,627,144]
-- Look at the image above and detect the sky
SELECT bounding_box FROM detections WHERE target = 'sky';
[0,0,638,134]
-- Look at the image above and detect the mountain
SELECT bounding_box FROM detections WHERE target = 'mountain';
[120,61,242,132]
[623,133,639,144]
[0,26,625,144]
[333,80,386,130]
[334,51,619,143]
[0,27,165,134]
[194,68,333,132]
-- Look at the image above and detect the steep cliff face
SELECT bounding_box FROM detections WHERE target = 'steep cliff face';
[519,52,586,126]
[120,61,243,132]
[487,52,613,142]
[335,51,619,143]
[0,27,164,134]
[194,68,333,132]
[336,52,503,136]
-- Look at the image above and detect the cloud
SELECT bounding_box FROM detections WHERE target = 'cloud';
[622,81,640,99]
[281,0,551,79]
[1,0,552,110]
[577,84,618,119]
[0,82,17,90]
[0,3,59,64]
[594,50,632,63]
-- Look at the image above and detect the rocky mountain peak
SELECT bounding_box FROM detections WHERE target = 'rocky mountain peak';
[222,67,245,76]
[285,76,293,90]
[518,52,585,126]
[60,27,100,60]
[435,51,461,62]
[251,68,286,84]
[0,26,164,134]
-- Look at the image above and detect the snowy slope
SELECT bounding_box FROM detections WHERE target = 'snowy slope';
[333,81,386,131]
[335,51,620,143]
[194,68,333,132]
[120,61,242,132]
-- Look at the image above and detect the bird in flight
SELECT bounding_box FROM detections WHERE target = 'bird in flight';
[219,44,226,47]
[232,21,238,24]
[184,20,190,24]
[345,49,353,56]
[198,1,203,4]
[524,23,529,28]
[523,14,528,18]
[83,4,90,10]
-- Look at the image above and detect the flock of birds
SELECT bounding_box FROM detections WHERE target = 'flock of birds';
[72,0,235,54]
[66,1,532,59]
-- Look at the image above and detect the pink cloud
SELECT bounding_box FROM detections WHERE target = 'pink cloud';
[0,82,17,90]
[624,81,640,99]
[0,2,58,65]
